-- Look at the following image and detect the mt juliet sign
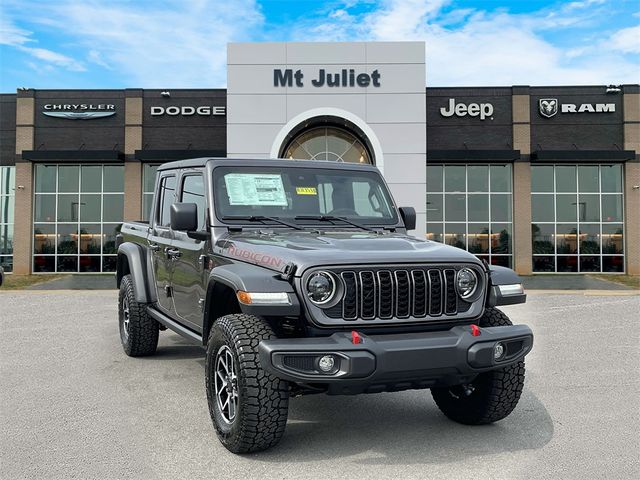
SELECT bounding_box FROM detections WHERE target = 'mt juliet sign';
[273,68,381,88]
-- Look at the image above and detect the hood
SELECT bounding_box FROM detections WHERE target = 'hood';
[212,229,483,275]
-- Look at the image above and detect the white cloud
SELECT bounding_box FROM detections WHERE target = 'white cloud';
[608,25,640,54]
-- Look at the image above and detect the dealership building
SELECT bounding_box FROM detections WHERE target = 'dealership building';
[0,41,638,276]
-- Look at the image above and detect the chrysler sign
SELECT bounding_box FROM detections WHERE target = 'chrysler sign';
[42,103,115,120]
[150,106,226,116]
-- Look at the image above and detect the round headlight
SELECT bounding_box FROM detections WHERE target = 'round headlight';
[306,272,336,305]
[456,268,478,299]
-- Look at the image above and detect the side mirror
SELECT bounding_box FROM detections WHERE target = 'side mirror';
[170,203,198,232]
[398,206,416,231]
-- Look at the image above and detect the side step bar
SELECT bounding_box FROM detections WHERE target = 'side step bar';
[146,306,203,344]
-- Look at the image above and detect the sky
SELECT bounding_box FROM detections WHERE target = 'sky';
[0,0,638,92]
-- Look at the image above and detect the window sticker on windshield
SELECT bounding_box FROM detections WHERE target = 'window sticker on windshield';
[224,174,288,206]
[295,187,317,195]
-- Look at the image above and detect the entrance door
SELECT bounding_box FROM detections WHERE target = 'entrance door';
[150,174,176,313]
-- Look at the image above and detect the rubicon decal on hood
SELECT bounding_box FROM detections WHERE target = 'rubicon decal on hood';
[223,243,285,269]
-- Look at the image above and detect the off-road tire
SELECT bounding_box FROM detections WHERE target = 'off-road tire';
[431,307,525,425]
[118,274,159,357]
[205,314,289,453]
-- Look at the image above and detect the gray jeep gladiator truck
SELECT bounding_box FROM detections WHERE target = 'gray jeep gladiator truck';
[116,157,533,453]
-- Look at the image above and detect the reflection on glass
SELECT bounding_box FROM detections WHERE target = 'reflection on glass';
[467,194,488,222]
[81,166,102,192]
[556,194,577,222]
[1,196,15,223]
[142,193,154,222]
[602,256,624,272]
[468,224,489,254]
[103,256,117,272]
[578,166,599,192]
[57,194,80,222]
[35,165,56,193]
[531,166,554,192]
[426,194,443,222]
[80,194,101,222]
[491,256,512,268]
[491,224,512,254]
[79,256,101,272]
[532,224,554,254]
[556,166,576,192]
[490,194,512,222]
[444,223,465,249]
[103,166,125,192]
[103,224,121,254]
[579,224,600,254]
[57,256,78,272]
[33,224,55,254]
[601,165,622,193]
[80,224,101,254]
[557,256,578,272]
[103,195,124,222]
[468,166,488,192]
[578,194,599,222]
[556,224,577,254]
[444,194,465,222]
[533,256,555,272]
[143,165,160,193]
[490,165,512,192]
[602,224,623,254]
[426,223,443,243]
[58,166,79,193]
[57,225,78,254]
[35,194,56,222]
[33,255,55,272]
[531,195,554,222]
[580,256,600,272]
[0,224,13,254]
[602,195,623,222]
[444,166,465,192]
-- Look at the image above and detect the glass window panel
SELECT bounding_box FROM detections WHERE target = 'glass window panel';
[426,165,443,192]
[426,223,443,243]
[33,255,55,273]
[602,256,624,273]
[79,224,102,254]
[103,194,124,223]
[158,176,176,226]
[79,256,101,273]
[0,256,13,272]
[468,194,489,222]
[444,166,465,192]
[557,256,578,272]
[2,167,15,193]
[468,166,489,192]
[556,194,577,222]
[81,166,102,192]
[80,194,101,222]
[57,225,78,254]
[467,224,489,254]
[143,165,159,193]
[58,166,79,193]
[533,256,555,272]
[491,223,512,254]
[602,195,623,222]
[34,194,56,222]
[578,166,599,193]
[601,165,622,193]
[555,166,576,192]
[578,194,600,222]
[181,175,206,230]
[602,224,623,254]
[1,195,14,224]
[444,223,466,249]
[103,224,121,254]
[580,256,601,272]
[426,194,443,222]
[33,224,56,254]
[444,194,466,221]
[531,166,554,192]
[57,256,78,272]
[35,165,57,193]
[579,224,600,254]
[490,165,512,192]
[556,224,578,254]
[531,195,554,222]
[490,194,512,222]
[142,193,154,222]
[490,256,512,268]
[57,194,80,222]
[0,224,13,254]
[103,165,124,192]
[103,256,117,272]
[532,224,555,254]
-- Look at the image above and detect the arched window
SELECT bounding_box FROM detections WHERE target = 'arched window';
[282,126,372,164]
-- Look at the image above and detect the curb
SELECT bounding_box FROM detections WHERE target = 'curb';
[526,289,640,296]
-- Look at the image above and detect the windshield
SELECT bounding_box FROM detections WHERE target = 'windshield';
[213,166,398,226]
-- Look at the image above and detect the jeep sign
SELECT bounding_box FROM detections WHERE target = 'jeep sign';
[150,106,226,116]
[440,98,494,120]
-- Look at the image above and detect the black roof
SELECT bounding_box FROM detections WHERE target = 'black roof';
[156,157,380,172]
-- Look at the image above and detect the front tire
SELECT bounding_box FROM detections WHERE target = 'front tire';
[118,274,159,357]
[205,314,289,453]
[431,307,525,425]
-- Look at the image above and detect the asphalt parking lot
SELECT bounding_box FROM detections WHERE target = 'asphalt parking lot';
[1,291,639,480]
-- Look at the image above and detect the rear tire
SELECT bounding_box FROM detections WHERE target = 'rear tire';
[205,314,289,453]
[431,307,525,425]
[118,274,159,357]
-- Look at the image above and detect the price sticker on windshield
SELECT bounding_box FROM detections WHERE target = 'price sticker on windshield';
[296,187,317,195]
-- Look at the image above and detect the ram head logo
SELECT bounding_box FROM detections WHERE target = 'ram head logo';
[539,98,558,118]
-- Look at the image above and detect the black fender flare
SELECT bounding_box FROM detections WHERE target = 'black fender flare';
[486,265,527,306]
[117,242,154,304]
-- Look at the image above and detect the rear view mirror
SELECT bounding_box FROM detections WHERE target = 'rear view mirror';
[170,203,198,232]
[399,206,416,231]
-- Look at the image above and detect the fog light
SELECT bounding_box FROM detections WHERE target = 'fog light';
[318,355,335,372]
[494,342,506,361]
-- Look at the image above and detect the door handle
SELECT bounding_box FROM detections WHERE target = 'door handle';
[165,247,182,259]
[149,243,160,252]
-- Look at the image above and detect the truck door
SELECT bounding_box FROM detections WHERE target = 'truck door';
[150,173,176,313]
[171,171,209,331]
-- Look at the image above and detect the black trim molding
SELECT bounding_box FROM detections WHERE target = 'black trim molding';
[531,150,635,162]
[427,149,521,163]
[22,150,125,162]
[134,149,226,162]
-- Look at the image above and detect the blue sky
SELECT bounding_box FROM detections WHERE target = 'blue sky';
[0,0,638,92]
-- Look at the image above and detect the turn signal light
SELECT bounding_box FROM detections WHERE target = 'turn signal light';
[236,291,290,305]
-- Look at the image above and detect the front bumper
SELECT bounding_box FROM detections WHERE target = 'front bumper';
[258,324,533,395]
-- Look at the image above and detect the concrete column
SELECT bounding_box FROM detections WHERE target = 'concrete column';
[124,94,143,220]
[13,92,35,274]
[512,89,532,275]
[623,89,640,275]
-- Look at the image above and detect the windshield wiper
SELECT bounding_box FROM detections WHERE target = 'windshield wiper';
[221,215,304,231]
[294,215,375,232]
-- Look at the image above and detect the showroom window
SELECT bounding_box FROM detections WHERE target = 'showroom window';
[142,164,160,221]
[531,164,624,273]
[426,164,513,267]
[0,166,15,272]
[33,164,124,273]
[282,126,372,164]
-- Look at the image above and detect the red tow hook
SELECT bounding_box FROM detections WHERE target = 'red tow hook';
[351,330,363,344]
[470,324,481,337]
